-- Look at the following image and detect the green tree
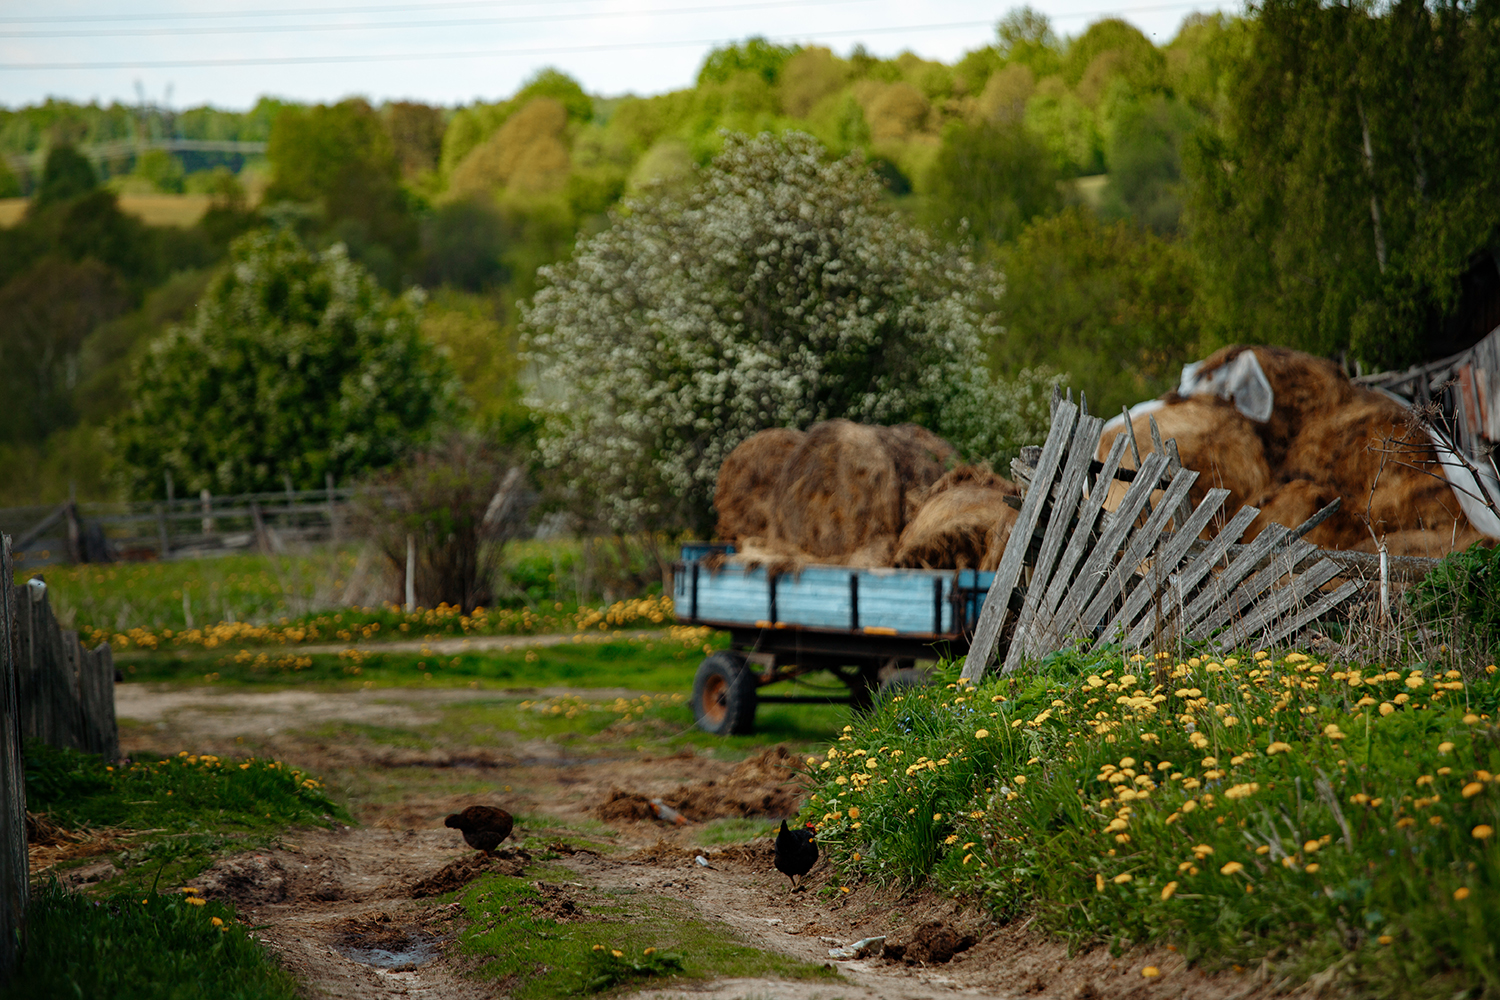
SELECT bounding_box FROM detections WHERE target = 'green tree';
[1101,93,1198,232]
[130,149,185,193]
[993,206,1198,415]
[997,7,1063,78]
[265,99,417,279]
[116,230,456,497]
[1185,0,1500,366]
[523,131,1051,535]
[926,119,1061,246]
[697,37,799,86]
[32,144,96,207]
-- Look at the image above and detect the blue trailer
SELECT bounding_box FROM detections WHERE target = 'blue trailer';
[673,543,996,734]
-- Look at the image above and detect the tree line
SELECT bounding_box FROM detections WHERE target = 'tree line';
[0,0,1496,520]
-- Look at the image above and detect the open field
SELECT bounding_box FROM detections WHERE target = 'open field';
[0,193,214,227]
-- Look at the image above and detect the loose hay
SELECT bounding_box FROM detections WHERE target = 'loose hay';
[770,419,906,562]
[892,466,1019,570]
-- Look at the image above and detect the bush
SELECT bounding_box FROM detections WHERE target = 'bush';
[116,229,457,496]
[1408,541,1500,653]
[523,130,1051,535]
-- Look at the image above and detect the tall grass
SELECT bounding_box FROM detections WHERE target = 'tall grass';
[805,647,1500,994]
[5,883,298,1000]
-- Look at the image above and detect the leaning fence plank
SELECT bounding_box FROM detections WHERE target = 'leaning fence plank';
[1035,433,1130,628]
[1004,415,1104,672]
[1259,580,1362,649]
[1125,504,1260,648]
[961,400,1079,682]
[1215,558,1343,652]
[1094,488,1230,650]
[79,644,118,761]
[1042,452,1169,646]
[0,537,26,981]
[1076,468,1200,641]
[1187,539,1319,642]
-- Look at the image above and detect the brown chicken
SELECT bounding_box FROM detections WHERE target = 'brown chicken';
[444,805,514,856]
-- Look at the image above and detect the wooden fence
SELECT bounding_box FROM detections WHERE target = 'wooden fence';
[2,480,356,569]
[0,538,28,981]
[0,531,123,981]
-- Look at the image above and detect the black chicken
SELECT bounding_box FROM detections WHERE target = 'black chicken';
[445,805,514,856]
[774,819,818,891]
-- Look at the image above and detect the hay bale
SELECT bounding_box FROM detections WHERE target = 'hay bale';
[713,427,806,543]
[1098,396,1272,518]
[878,423,959,522]
[892,465,1019,570]
[769,420,904,561]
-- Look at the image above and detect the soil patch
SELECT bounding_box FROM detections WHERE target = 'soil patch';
[595,744,805,824]
[408,851,527,898]
[883,920,979,965]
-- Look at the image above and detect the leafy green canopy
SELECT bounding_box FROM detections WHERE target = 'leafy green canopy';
[117,229,456,497]
[523,130,1053,536]
[1186,0,1500,366]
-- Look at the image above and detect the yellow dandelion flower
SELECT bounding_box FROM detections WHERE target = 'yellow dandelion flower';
[643,947,656,955]
[1096,874,1106,892]
[1305,863,1321,874]
[211,917,224,927]
[1474,825,1494,840]
[1439,742,1455,754]
[1220,861,1245,876]
[1113,873,1133,884]
[1255,845,1270,855]
[185,897,206,907]
[1378,935,1393,945]
[612,949,624,957]
[1160,881,1178,901]
[1454,887,1470,901]
[848,806,860,820]
[1463,783,1485,799]
[1267,741,1292,755]
[974,728,990,739]
[1379,703,1395,716]
[1303,840,1321,854]
[1142,966,1161,978]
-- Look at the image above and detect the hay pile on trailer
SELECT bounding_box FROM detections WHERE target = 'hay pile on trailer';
[1101,345,1499,556]
[891,466,1019,570]
[713,420,1019,570]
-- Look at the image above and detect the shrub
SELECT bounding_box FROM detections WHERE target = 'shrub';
[1408,541,1500,653]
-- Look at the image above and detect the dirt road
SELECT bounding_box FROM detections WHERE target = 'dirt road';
[102,683,1280,1000]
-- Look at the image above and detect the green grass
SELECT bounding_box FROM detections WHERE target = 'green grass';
[455,868,839,997]
[804,648,1500,996]
[26,741,349,890]
[120,633,720,690]
[3,882,298,1000]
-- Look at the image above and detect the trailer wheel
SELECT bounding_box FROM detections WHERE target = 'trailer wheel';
[692,652,758,735]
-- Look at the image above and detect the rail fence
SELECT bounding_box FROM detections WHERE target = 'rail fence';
[1,479,356,569]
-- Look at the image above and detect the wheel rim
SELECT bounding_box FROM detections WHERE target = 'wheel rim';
[701,673,729,725]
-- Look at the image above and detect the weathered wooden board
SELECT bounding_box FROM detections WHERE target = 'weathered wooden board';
[0,537,28,980]
[13,582,119,760]
[963,408,1364,678]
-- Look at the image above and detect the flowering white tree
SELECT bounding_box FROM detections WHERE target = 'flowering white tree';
[522,131,1053,535]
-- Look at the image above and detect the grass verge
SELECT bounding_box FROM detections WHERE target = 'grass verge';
[804,647,1500,996]
[27,741,349,890]
[456,868,839,997]
[4,882,297,1000]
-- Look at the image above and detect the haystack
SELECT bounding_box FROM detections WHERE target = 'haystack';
[877,424,959,522]
[713,427,806,544]
[769,419,906,561]
[1104,345,1493,555]
[892,466,1020,570]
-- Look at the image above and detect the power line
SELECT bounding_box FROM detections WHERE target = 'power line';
[0,0,876,38]
[0,0,621,25]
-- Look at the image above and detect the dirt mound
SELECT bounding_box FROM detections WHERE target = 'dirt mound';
[531,881,593,922]
[409,851,528,897]
[708,841,774,868]
[884,921,978,965]
[595,745,806,825]
[714,427,807,543]
[198,851,346,904]
[622,839,703,866]
[892,465,1019,570]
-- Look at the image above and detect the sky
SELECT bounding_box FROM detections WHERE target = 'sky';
[0,0,1235,111]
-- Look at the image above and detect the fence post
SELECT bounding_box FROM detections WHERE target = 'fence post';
[0,536,29,981]
[326,473,339,543]
[156,503,170,559]
[200,488,214,537]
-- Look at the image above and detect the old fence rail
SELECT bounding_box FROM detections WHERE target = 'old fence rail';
[1,481,358,568]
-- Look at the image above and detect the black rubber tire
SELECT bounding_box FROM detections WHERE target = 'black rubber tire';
[691,651,758,735]
[877,667,928,700]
